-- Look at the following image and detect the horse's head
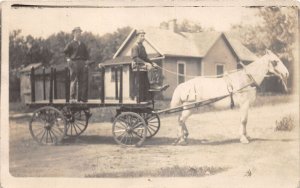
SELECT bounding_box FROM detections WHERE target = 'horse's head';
[265,50,289,92]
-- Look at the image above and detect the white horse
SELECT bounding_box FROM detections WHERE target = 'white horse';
[170,50,289,145]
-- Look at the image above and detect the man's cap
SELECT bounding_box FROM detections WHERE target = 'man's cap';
[136,30,146,35]
[72,27,82,33]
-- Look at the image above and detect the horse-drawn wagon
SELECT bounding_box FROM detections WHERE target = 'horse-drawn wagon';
[27,61,165,146]
[26,50,289,146]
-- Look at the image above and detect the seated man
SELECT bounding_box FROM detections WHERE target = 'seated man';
[131,30,168,101]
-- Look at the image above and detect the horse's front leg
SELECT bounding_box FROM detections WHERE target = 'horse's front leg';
[240,99,250,144]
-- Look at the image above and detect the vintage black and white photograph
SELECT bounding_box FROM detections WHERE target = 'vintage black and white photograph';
[2,1,299,187]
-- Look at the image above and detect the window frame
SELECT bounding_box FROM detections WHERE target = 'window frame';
[177,61,186,85]
[216,63,225,77]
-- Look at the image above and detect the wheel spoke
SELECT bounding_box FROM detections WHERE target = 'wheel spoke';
[48,130,53,143]
[51,127,64,138]
[147,124,157,131]
[49,129,58,141]
[132,122,144,129]
[119,132,128,143]
[129,133,133,145]
[131,131,143,139]
[73,122,83,132]
[72,123,79,135]
[35,128,45,138]
[114,129,126,133]
[147,125,156,132]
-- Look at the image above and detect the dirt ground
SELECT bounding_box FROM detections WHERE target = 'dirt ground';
[9,100,299,187]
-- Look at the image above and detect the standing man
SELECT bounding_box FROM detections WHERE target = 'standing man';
[64,27,89,102]
[131,30,168,101]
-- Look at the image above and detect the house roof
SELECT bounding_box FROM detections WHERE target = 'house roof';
[114,28,257,62]
[224,33,258,62]
[24,63,68,75]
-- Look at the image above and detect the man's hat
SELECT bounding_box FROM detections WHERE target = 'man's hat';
[72,27,82,33]
[136,29,146,35]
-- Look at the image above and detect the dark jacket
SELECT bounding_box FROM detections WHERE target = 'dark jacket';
[64,40,89,61]
[131,42,152,71]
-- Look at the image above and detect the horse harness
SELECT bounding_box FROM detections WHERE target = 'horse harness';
[223,74,235,109]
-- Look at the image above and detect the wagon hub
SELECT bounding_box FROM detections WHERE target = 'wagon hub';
[44,122,53,130]
[126,126,134,133]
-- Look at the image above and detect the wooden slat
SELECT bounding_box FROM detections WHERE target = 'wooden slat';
[100,67,105,103]
[53,68,57,99]
[42,67,46,100]
[119,66,123,104]
[65,67,70,103]
[30,67,35,102]
[49,67,53,104]
[137,67,140,104]
[86,66,89,101]
[129,65,133,99]
[115,67,118,100]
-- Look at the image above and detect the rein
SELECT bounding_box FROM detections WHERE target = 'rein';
[154,64,240,78]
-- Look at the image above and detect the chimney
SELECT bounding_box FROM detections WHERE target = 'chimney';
[168,19,177,32]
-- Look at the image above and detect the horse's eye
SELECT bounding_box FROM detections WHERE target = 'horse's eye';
[271,60,278,66]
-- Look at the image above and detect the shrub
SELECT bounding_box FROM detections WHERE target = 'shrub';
[275,114,295,131]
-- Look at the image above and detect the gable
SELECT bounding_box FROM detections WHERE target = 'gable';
[114,29,162,59]
[113,28,257,62]
[224,33,258,62]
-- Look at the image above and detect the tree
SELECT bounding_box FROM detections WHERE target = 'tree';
[160,19,207,33]
[230,7,297,91]
[9,26,132,101]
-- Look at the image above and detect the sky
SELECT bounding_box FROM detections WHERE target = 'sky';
[9,6,261,38]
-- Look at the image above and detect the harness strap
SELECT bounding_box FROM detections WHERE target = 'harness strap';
[223,74,234,109]
[239,61,259,88]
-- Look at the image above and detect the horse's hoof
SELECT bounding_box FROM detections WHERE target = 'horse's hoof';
[172,138,180,145]
[177,140,188,146]
[240,136,250,144]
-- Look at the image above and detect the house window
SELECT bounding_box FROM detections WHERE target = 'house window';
[177,61,186,84]
[216,64,224,77]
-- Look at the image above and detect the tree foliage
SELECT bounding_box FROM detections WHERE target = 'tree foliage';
[159,19,210,33]
[9,26,132,71]
[230,7,297,91]
[9,26,132,101]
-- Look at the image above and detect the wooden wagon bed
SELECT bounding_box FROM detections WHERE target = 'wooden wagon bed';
[27,99,151,108]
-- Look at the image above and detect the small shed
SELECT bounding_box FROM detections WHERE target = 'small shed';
[19,63,42,103]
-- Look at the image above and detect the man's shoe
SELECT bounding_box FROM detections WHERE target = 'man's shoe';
[150,84,169,91]
[161,84,169,91]
[150,84,161,90]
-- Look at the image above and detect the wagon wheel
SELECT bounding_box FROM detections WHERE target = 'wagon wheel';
[112,112,147,147]
[139,112,160,139]
[29,106,67,145]
[61,107,91,137]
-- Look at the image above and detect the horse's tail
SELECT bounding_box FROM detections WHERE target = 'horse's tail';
[170,85,183,108]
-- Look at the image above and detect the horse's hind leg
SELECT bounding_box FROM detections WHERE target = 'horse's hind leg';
[240,99,250,144]
[173,109,191,145]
